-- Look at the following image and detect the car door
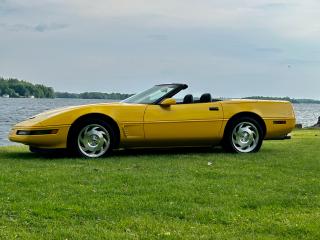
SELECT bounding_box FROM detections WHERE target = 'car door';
[143,102,224,147]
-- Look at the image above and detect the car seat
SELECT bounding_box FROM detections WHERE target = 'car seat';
[200,93,212,103]
[183,94,194,104]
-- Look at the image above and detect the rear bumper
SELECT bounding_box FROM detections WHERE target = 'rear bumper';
[9,125,70,149]
[264,118,296,140]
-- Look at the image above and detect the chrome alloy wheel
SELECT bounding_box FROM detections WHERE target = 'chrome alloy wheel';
[77,124,110,158]
[231,122,259,153]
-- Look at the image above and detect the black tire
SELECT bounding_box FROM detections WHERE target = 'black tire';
[68,118,115,158]
[29,146,41,153]
[222,117,263,153]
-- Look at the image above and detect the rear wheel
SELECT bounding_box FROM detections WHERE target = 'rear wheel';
[68,118,115,158]
[223,117,263,153]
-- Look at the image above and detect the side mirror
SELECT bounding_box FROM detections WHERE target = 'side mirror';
[160,98,176,107]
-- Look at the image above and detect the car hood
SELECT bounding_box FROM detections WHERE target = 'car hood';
[14,102,126,128]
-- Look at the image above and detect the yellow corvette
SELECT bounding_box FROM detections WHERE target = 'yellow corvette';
[9,84,296,158]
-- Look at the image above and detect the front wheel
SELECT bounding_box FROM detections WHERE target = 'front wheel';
[223,117,263,153]
[68,119,115,158]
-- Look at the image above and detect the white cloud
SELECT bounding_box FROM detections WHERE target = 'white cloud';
[0,23,68,32]
[1,0,320,98]
[3,0,320,39]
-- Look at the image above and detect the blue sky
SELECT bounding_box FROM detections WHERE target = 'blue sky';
[0,0,319,98]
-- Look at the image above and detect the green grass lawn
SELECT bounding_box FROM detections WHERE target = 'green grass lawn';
[0,130,319,239]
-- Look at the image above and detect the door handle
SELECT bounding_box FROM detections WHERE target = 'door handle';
[209,107,219,111]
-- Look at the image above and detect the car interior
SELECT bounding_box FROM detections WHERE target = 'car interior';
[178,93,221,104]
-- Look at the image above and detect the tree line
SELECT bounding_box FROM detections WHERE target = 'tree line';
[55,92,132,100]
[244,96,320,104]
[0,78,54,98]
[1,77,319,102]
[0,77,132,100]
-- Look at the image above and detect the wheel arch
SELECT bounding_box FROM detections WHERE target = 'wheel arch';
[223,112,266,139]
[67,113,121,149]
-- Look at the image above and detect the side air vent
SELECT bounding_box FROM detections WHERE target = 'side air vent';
[273,120,287,125]
[123,127,129,137]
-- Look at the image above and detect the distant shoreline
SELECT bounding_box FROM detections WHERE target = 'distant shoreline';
[243,96,320,104]
[1,96,320,104]
[1,77,319,103]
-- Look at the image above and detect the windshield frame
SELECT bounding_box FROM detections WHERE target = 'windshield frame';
[121,84,188,104]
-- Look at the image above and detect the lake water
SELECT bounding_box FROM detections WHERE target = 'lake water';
[0,98,319,146]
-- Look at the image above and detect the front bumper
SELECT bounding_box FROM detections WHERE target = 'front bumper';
[9,125,70,149]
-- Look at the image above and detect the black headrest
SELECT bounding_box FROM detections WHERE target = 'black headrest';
[200,93,212,103]
[183,94,193,104]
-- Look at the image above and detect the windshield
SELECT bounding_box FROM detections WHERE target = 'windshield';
[122,85,176,104]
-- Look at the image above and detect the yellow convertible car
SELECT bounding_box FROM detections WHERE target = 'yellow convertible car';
[9,84,296,158]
